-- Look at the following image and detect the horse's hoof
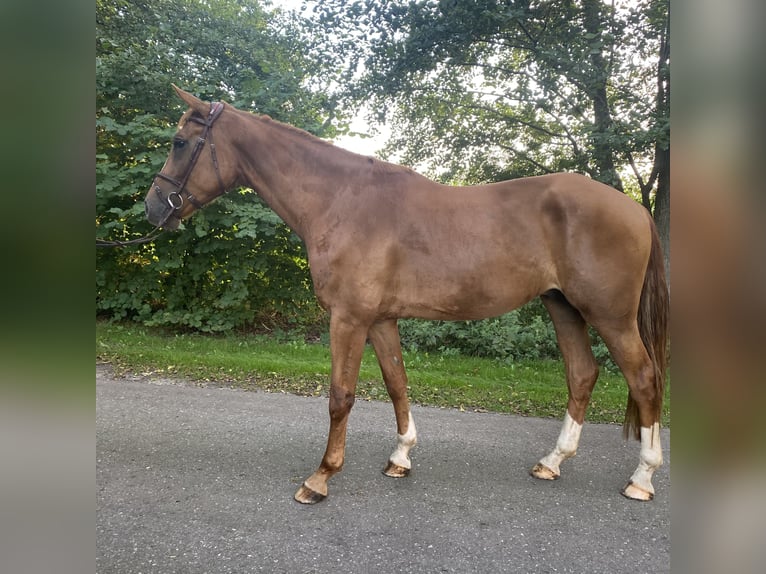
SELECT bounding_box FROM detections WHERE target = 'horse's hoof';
[383,461,410,478]
[621,481,654,501]
[294,483,327,504]
[530,462,560,481]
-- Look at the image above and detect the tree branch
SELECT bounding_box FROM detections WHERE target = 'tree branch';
[496,143,555,174]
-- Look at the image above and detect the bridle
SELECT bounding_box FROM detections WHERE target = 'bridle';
[151,101,228,228]
[97,101,228,248]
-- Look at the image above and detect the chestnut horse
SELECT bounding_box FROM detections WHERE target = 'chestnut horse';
[145,86,668,504]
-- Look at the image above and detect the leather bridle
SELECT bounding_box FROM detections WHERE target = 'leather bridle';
[97,101,228,248]
[151,101,227,227]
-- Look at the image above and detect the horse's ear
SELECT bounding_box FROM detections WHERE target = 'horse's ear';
[171,84,209,117]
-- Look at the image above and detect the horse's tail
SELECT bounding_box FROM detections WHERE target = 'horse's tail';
[624,218,669,440]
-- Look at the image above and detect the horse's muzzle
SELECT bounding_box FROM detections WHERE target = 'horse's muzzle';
[144,195,180,230]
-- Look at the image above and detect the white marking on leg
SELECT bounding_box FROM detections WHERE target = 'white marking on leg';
[538,412,583,476]
[627,423,663,495]
[389,412,417,469]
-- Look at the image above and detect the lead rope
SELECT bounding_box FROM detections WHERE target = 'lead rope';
[96,225,165,248]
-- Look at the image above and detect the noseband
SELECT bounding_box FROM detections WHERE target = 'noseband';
[152,101,227,226]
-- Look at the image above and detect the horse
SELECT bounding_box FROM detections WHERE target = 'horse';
[145,85,668,504]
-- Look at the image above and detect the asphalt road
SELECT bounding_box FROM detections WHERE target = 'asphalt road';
[97,364,670,573]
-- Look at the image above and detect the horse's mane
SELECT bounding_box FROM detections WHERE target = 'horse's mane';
[175,103,418,179]
[255,113,334,148]
[243,109,418,177]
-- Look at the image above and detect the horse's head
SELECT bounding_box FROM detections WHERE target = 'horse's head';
[144,85,237,229]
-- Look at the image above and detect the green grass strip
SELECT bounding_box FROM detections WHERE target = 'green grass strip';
[96,321,670,426]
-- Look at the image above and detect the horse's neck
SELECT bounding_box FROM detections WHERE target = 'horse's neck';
[236,115,355,241]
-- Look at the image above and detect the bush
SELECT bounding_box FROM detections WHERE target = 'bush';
[398,298,618,370]
[96,0,342,334]
[97,192,326,333]
[399,299,555,362]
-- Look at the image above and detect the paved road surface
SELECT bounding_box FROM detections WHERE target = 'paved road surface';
[97,364,669,573]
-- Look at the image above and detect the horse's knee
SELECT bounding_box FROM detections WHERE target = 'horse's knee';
[328,386,355,419]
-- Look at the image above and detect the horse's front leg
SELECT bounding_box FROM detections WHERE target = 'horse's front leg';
[368,319,417,478]
[294,313,368,504]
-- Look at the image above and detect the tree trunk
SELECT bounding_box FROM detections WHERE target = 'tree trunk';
[582,0,623,191]
[654,145,670,281]
[653,5,671,281]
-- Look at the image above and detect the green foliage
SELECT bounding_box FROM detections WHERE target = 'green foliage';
[399,302,558,362]
[96,0,668,360]
[309,0,669,196]
[96,192,325,332]
[96,0,342,331]
[399,299,618,371]
[98,321,666,424]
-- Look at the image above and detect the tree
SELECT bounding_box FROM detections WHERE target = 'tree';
[96,0,344,330]
[309,0,669,265]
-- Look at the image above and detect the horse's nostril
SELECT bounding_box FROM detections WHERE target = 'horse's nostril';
[144,200,150,218]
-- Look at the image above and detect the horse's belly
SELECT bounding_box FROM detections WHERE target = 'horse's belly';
[389,268,549,321]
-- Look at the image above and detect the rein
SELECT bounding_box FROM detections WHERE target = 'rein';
[96,225,165,248]
[96,101,226,248]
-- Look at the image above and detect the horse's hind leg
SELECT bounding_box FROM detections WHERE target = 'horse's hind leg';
[368,319,417,478]
[596,322,663,501]
[531,291,599,480]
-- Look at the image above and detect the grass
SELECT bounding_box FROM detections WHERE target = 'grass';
[96,321,670,426]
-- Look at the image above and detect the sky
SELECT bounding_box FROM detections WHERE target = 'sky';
[267,0,390,157]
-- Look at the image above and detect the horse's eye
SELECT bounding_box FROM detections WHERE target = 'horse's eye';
[173,139,186,150]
